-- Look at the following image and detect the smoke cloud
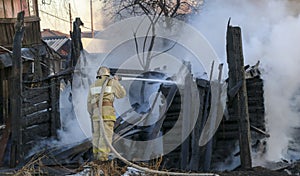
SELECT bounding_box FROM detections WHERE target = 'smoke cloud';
[192,0,300,162]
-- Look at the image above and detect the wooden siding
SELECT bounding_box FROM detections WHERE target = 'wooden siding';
[0,16,41,48]
[20,77,61,157]
[0,0,33,18]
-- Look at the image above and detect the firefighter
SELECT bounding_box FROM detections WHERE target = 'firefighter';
[87,66,126,162]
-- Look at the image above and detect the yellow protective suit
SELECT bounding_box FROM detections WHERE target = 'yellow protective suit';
[87,75,126,161]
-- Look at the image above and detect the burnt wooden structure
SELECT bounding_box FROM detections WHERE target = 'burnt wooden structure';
[211,76,265,170]
[158,24,265,171]
[160,78,211,171]
[10,11,25,167]
[226,22,252,169]
[0,0,41,50]
[159,76,265,172]
[0,10,78,167]
[0,50,72,167]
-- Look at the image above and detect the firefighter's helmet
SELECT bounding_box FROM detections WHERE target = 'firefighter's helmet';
[97,66,110,76]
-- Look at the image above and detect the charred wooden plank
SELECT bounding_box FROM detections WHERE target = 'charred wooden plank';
[216,131,239,139]
[189,85,207,170]
[250,125,269,137]
[23,123,51,143]
[22,91,49,107]
[248,96,265,102]
[247,101,264,107]
[246,77,263,84]
[23,88,49,99]
[22,102,49,116]
[218,123,239,131]
[23,111,51,127]
[37,139,92,167]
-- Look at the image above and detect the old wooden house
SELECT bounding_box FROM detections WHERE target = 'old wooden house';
[0,0,73,167]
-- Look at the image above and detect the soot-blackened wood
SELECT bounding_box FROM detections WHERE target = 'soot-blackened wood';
[24,111,51,127]
[22,102,49,116]
[70,18,83,68]
[10,11,25,167]
[23,87,48,99]
[226,22,252,169]
[0,69,6,166]
[181,73,193,170]
[22,92,49,108]
[50,77,60,138]
[189,79,208,171]
[23,123,51,143]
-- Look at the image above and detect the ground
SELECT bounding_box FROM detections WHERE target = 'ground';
[72,161,299,176]
[2,159,300,175]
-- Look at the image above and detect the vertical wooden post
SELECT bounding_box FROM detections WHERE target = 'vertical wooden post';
[180,70,192,170]
[226,21,252,169]
[71,18,83,67]
[50,77,60,138]
[189,79,208,171]
[10,11,25,167]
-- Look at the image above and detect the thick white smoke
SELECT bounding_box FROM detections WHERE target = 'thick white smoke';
[192,0,300,162]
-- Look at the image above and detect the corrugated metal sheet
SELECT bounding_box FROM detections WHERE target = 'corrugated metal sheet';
[43,38,69,52]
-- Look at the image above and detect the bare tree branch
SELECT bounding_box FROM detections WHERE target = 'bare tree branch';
[150,40,177,60]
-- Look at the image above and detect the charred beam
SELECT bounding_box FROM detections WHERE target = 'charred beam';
[226,21,252,169]
[10,11,25,167]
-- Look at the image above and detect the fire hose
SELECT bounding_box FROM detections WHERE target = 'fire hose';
[96,78,219,176]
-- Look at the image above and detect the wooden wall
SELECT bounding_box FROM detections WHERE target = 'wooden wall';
[21,77,61,154]
[0,70,69,166]
[211,76,265,169]
[160,78,211,171]
[160,76,265,171]
[0,0,37,18]
[0,16,41,48]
